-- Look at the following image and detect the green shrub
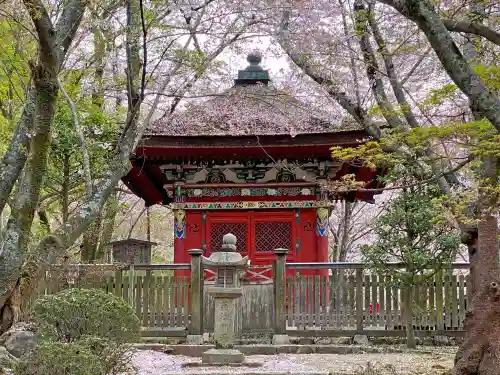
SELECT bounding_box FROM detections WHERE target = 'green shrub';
[33,288,140,344]
[13,341,107,375]
[78,336,135,375]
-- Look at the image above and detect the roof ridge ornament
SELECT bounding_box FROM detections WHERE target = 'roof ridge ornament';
[235,51,270,85]
[245,51,262,69]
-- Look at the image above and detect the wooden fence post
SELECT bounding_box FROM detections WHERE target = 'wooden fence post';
[129,265,135,308]
[273,248,289,344]
[356,268,364,331]
[187,249,204,344]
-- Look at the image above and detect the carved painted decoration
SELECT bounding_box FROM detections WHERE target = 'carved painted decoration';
[172,200,332,210]
[258,167,278,183]
[206,170,227,183]
[190,168,209,183]
[221,168,245,183]
[174,209,186,239]
[160,160,341,185]
[316,207,329,237]
[276,169,294,183]
[184,186,313,198]
[300,188,312,195]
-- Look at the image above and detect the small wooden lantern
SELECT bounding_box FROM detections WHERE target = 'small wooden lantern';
[108,239,157,264]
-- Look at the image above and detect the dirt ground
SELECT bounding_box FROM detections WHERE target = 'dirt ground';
[131,347,456,374]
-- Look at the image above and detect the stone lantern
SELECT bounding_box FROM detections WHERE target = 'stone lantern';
[204,233,248,289]
[200,233,249,365]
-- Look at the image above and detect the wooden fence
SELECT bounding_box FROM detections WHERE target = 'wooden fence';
[35,264,192,336]
[283,263,470,337]
[35,253,470,338]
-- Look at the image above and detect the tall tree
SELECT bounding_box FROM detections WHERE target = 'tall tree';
[0,0,83,330]
[362,183,460,348]
[0,0,87,215]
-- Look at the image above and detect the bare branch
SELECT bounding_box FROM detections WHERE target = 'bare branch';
[400,47,432,85]
[54,0,87,62]
[277,8,382,140]
[57,77,92,195]
[127,206,147,238]
[376,0,500,132]
[354,0,406,130]
[443,18,500,46]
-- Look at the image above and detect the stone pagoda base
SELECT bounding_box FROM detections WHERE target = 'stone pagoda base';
[201,348,245,365]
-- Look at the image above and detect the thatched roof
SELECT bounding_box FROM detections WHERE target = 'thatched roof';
[147,53,365,137]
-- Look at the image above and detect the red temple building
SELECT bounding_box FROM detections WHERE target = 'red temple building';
[121,52,383,277]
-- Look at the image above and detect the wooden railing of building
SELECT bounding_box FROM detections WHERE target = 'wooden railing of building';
[35,250,470,338]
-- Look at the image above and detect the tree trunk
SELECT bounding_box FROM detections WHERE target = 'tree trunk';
[81,217,103,263]
[338,201,353,262]
[453,152,499,375]
[403,286,416,349]
[146,206,151,241]
[452,2,500,372]
[454,214,500,375]
[0,0,87,333]
[95,192,118,262]
[338,0,361,107]
[80,15,110,264]
[0,0,60,309]
[62,153,70,225]
[0,280,20,334]
[0,90,36,215]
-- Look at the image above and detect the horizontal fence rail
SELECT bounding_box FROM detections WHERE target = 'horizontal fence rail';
[31,258,471,338]
[286,262,471,270]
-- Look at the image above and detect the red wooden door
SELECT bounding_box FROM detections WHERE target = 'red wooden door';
[250,211,295,263]
[249,211,295,282]
[205,211,295,281]
[206,211,295,258]
[205,212,249,281]
[206,212,250,257]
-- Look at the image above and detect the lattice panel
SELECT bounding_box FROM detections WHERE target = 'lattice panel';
[255,222,292,252]
[209,223,247,252]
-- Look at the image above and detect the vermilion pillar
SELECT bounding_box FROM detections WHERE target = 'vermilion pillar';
[173,209,188,276]
[316,207,330,307]
[315,207,330,266]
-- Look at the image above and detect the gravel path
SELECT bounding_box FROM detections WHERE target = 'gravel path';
[131,349,455,374]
